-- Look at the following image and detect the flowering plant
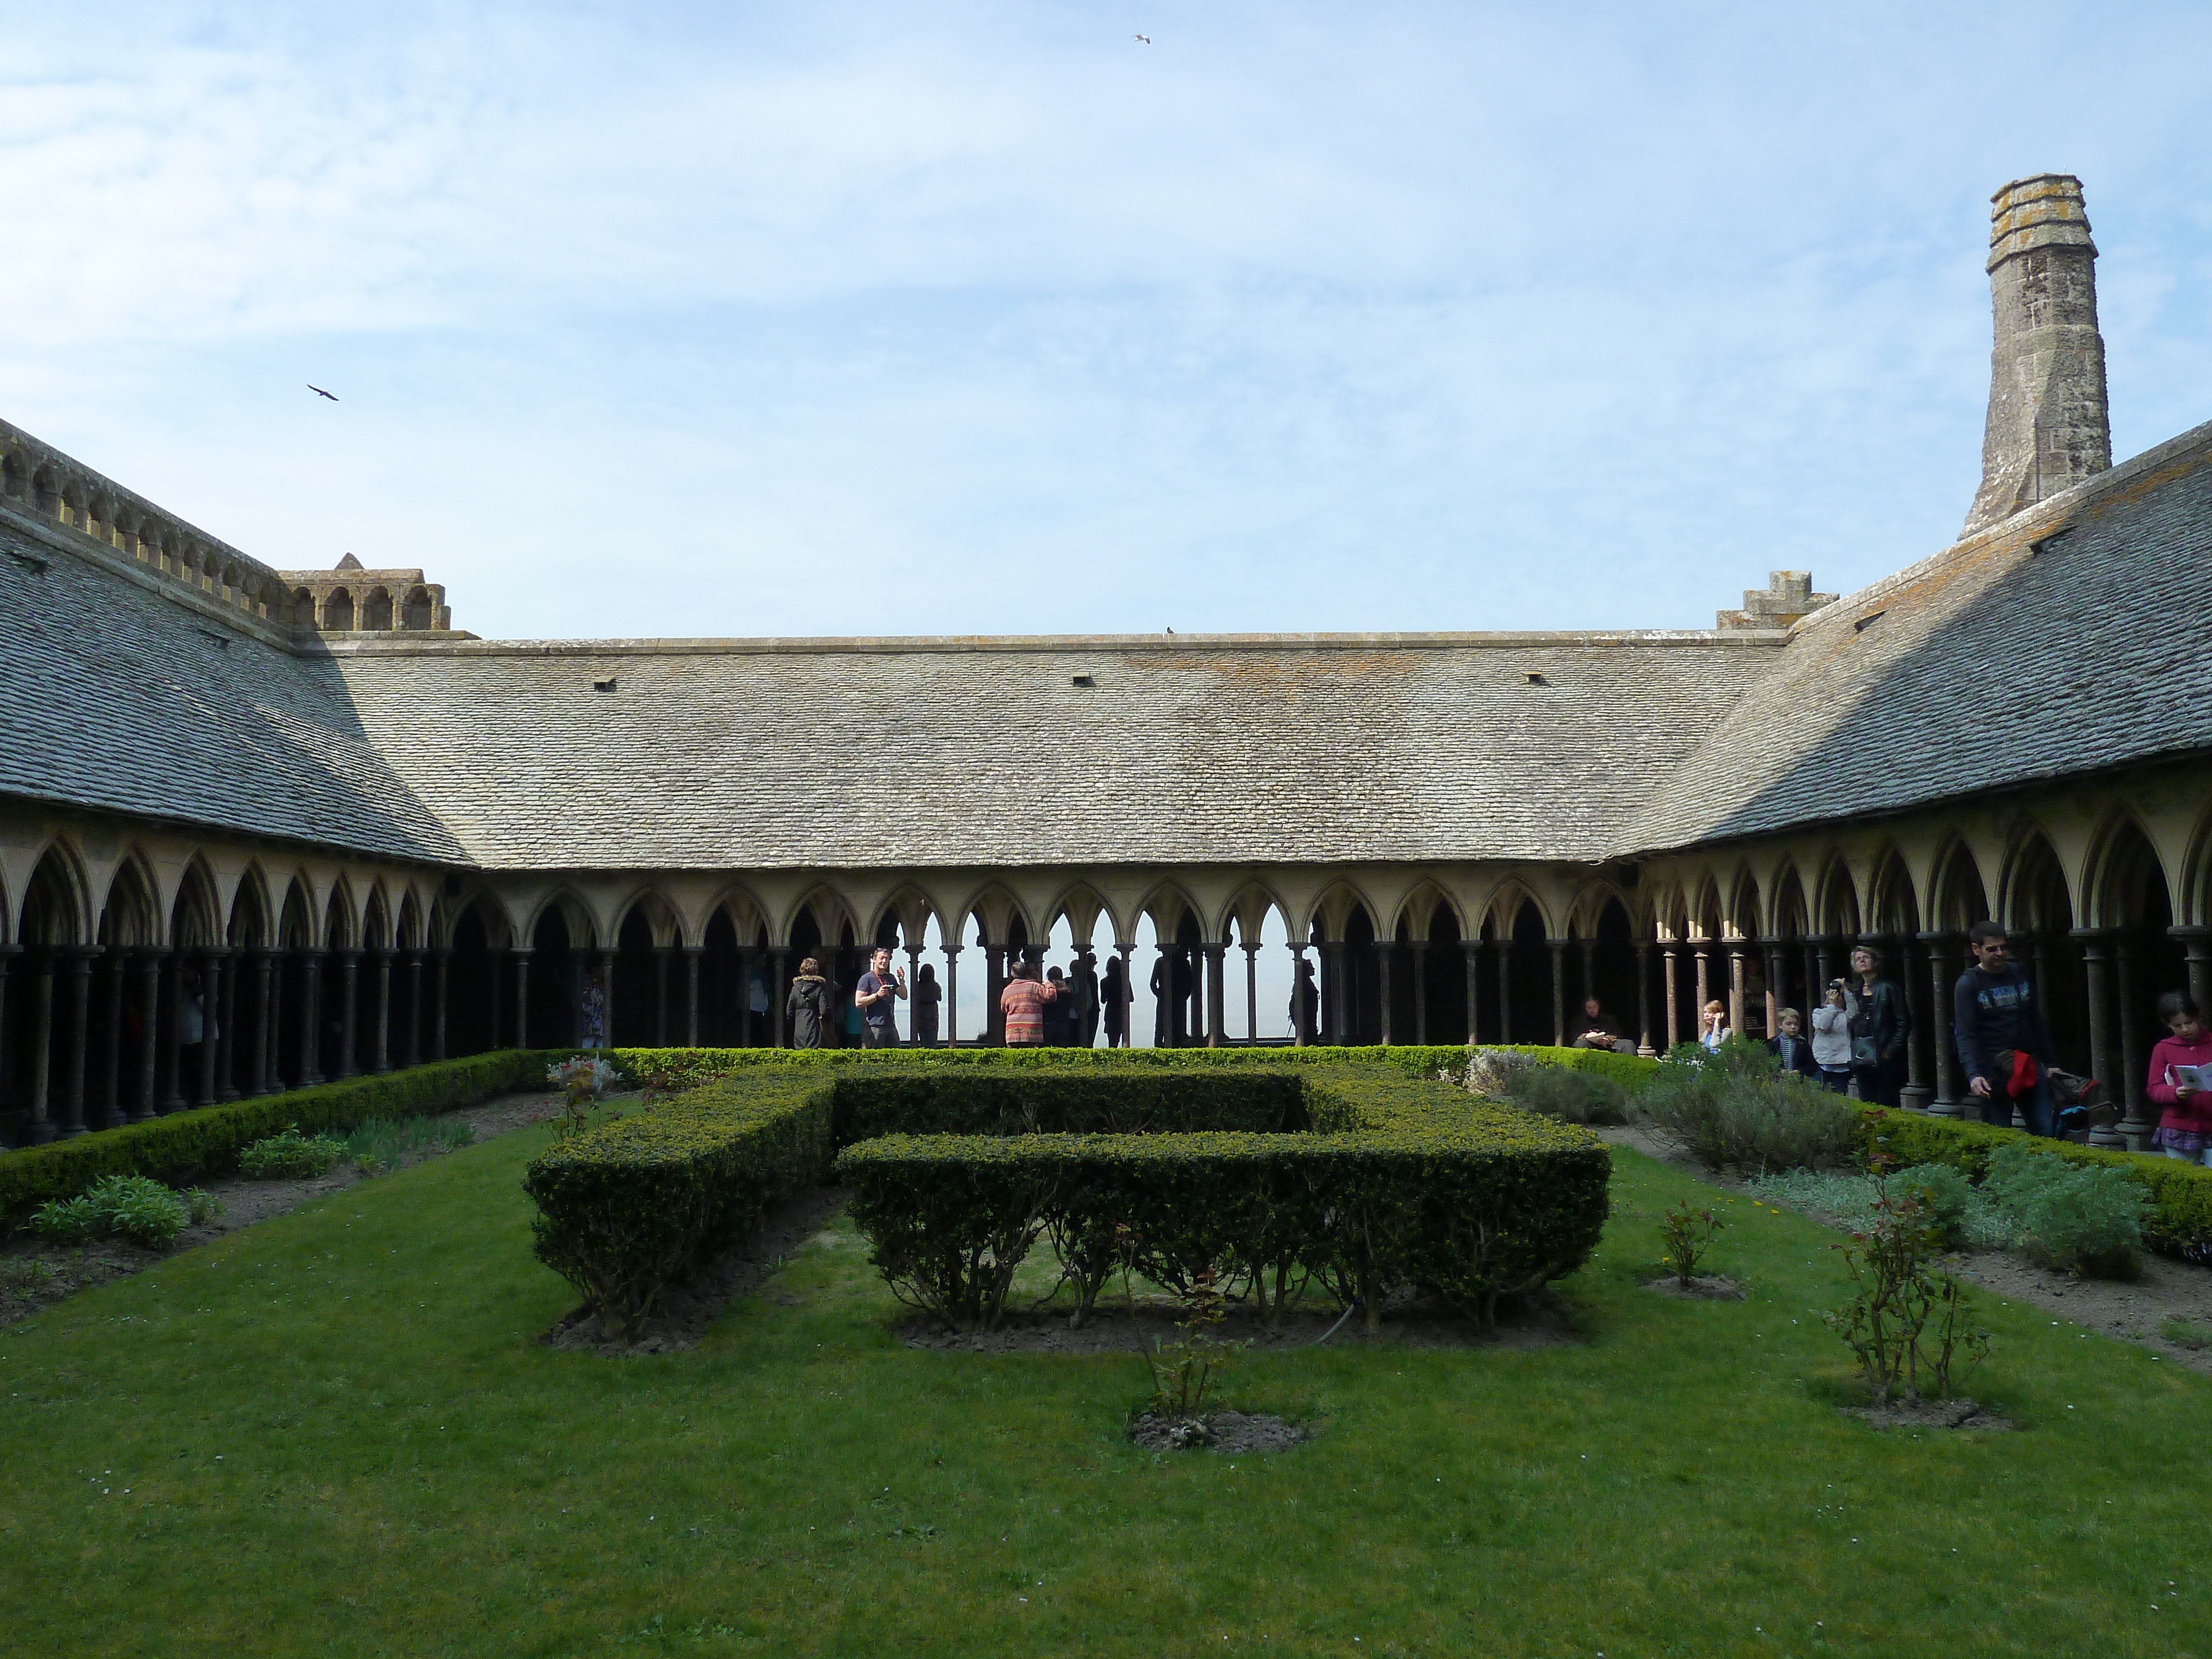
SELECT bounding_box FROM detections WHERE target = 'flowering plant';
[548,1056,623,1130]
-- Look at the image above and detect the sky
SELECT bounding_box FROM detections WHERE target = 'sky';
[2,2,2208,642]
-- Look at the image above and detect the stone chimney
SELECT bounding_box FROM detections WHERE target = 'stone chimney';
[1960,174,2111,538]
[1717,571,1835,630]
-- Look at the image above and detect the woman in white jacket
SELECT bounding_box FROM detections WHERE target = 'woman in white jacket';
[1809,980,1854,1093]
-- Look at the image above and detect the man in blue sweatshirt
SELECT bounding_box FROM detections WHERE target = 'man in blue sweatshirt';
[1954,920,2058,1136]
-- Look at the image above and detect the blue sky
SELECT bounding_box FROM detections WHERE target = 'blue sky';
[3,2,2208,641]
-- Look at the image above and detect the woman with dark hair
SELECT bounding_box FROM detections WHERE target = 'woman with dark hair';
[2147,990,2212,1165]
[785,956,833,1050]
[1847,943,1911,1107]
[1101,955,1128,1048]
[999,958,1059,1048]
[912,963,942,1047]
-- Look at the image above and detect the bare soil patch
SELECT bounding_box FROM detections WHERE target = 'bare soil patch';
[0,1090,570,1329]
[1843,1396,2013,1432]
[901,1288,1580,1353]
[544,1185,851,1355]
[1642,1274,1745,1301]
[1128,1410,1308,1454]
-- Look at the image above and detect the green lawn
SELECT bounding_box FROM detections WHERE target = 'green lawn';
[1,1115,2204,1658]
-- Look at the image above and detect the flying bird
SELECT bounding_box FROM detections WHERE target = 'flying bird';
[1134,33,1150,44]
[307,384,338,401]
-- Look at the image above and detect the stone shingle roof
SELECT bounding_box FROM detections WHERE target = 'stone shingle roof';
[1619,417,2212,854]
[321,632,1781,870]
[0,519,466,864]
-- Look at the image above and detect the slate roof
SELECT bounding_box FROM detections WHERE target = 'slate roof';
[0,518,466,865]
[1619,416,2212,854]
[321,632,1781,870]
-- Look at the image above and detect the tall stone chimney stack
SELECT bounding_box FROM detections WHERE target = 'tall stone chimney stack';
[1960,175,2111,538]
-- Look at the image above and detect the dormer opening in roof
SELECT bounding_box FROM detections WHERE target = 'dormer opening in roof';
[1961,174,2111,538]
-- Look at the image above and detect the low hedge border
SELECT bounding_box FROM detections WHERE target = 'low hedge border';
[1857,1105,2212,1260]
[0,1050,559,1220]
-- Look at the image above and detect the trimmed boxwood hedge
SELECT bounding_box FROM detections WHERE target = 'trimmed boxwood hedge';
[0,1050,556,1220]
[1857,1104,2212,1260]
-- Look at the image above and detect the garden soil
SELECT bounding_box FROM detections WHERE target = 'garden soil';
[1603,1124,2212,1378]
[0,1090,572,1329]
[900,1290,1580,1354]
[1128,1410,1308,1454]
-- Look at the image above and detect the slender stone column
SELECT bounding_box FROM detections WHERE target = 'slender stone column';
[770,948,789,1047]
[432,948,450,1060]
[1463,940,1481,1046]
[300,948,326,1086]
[1494,937,1511,1043]
[2076,930,2122,1147]
[1692,940,1712,1033]
[162,951,190,1109]
[1378,942,1395,1046]
[266,947,287,1088]
[943,945,960,1046]
[1725,939,1747,1039]
[1894,932,1933,1113]
[734,947,754,1046]
[685,946,703,1046]
[135,951,164,1117]
[2117,932,2151,1151]
[1636,942,1655,1057]
[401,952,422,1068]
[1922,933,1961,1119]
[197,948,225,1106]
[0,946,13,1124]
[336,950,360,1078]
[1326,940,1349,1046]
[511,947,532,1050]
[2176,926,2212,1022]
[653,946,671,1046]
[1662,941,1681,1051]
[1816,935,1839,992]
[596,948,617,1049]
[1203,943,1226,1048]
[905,940,924,1046]
[987,945,1009,1046]
[1762,937,1786,1035]
[60,947,95,1136]
[97,947,127,1128]
[1548,939,1567,1047]
[367,950,390,1073]
[1577,937,1597,1018]
[249,951,273,1095]
[1410,941,1428,1045]
[25,950,55,1142]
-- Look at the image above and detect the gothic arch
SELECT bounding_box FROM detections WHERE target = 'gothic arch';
[612,885,682,949]
[1927,837,1992,932]
[703,884,768,950]
[396,890,424,952]
[227,864,274,949]
[17,840,92,946]
[1813,854,1861,939]
[780,885,860,951]
[1483,879,1552,941]
[1039,880,1110,947]
[870,884,946,950]
[521,888,599,952]
[362,885,393,952]
[1866,846,1920,936]
[97,853,160,948]
[2082,809,2179,931]
[170,858,222,949]
[1396,879,1467,942]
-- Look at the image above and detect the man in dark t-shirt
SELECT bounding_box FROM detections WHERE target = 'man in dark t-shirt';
[855,948,906,1049]
[1954,921,2057,1136]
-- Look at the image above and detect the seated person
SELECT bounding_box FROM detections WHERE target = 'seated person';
[1573,997,1636,1054]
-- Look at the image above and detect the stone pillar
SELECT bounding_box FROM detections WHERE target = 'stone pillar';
[1410,940,1428,1045]
[2117,932,2152,1152]
[96,947,127,1128]
[249,951,273,1095]
[1463,940,1482,1046]
[1922,933,1961,1119]
[266,947,287,1088]
[1203,943,1226,1049]
[135,951,164,1117]
[206,947,232,1104]
[1725,940,1747,1040]
[1662,941,1681,1051]
[1816,936,1839,994]
[1326,940,1349,1046]
[511,947,531,1049]
[1577,937,1597,1018]
[770,948,789,1047]
[1243,942,1260,1045]
[0,947,12,1125]
[735,947,755,1046]
[942,945,960,1046]
[2076,930,2122,1148]
[2176,926,2212,1024]
[987,945,1009,1046]
[401,952,422,1067]
[1692,940,1712,1034]
[685,946,703,1046]
[371,950,392,1073]
[1635,942,1654,1057]
[25,950,55,1142]
[597,948,617,1050]
[1548,940,1567,1047]
[162,950,190,1109]
[432,948,450,1059]
[1377,941,1394,1046]
[336,950,359,1079]
[59,947,95,1136]
[1762,937,1785,1036]
[1494,937,1512,1044]
[906,940,925,1046]
[653,946,671,1047]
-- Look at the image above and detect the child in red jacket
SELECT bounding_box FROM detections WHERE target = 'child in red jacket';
[2146,992,2212,1165]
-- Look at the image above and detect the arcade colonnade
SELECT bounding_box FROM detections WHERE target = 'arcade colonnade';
[6,754,2212,1152]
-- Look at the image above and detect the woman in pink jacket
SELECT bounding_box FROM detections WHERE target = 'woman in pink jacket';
[998,959,1059,1048]
[2146,992,2212,1164]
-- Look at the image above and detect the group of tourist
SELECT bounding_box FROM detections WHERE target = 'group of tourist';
[779,946,1114,1051]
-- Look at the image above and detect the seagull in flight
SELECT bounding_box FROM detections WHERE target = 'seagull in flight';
[307,384,338,401]
[1134,33,1150,44]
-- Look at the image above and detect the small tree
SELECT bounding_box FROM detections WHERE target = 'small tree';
[1657,1200,1725,1288]
[1825,1158,1991,1403]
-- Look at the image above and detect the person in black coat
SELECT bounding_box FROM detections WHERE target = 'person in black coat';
[785,956,834,1050]
[1766,1006,1822,1081]
[1848,945,1912,1107]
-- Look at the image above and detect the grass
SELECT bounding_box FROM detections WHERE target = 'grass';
[337,1113,476,1172]
[1,1120,2207,1657]
[1750,1167,2022,1251]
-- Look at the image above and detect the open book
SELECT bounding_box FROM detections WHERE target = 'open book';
[2172,1063,2210,1089]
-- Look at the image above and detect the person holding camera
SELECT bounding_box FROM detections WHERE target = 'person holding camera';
[1847,944,1911,1107]
[1809,980,1855,1093]
[855,946,906,1048]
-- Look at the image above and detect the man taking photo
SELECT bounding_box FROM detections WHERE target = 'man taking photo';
[1954,920,2058,1136]
[855,947,907,1050]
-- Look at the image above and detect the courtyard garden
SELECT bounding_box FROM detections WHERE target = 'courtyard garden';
[0,1047,2207,1656]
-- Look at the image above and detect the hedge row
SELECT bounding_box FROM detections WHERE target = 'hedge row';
[1857,1105,2212,1259]
[0,1050,557,1219]
[834,1065,1610,1331]
[523,1072,837,1339]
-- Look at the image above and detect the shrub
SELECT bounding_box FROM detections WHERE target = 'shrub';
[1657,1200,1725,1287]
[1636,1039,1857,1173]
[1981,1142,2147,1279]
[1897,1164,1973,1248]
[523,1073,835,1340]
[0,1051,551,1219]
[28,1175,191,1249]
[1825,1162,1990,1404]
[1508,1064,1630,1126]
[341,1114,474,1172]
[238,1128,347,1180]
